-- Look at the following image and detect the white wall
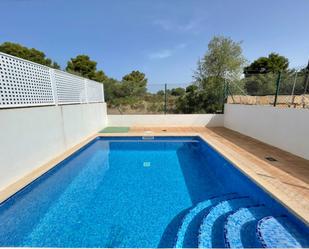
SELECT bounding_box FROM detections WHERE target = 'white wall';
[107,114,224,127]
[0,103,107,190]
[224,104,309,160]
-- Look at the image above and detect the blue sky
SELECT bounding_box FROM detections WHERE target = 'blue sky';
[1,0,309,84]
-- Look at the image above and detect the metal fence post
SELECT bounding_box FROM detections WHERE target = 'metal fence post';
[222,78,228,113]
[303,60,309,108]
[290,71,298,107]
[273,71,282,107]
[164,83,167,114]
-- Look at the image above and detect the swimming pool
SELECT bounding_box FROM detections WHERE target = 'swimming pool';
[0,136,308,248]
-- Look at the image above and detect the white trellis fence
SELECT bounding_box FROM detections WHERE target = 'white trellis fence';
[0,52,104,108]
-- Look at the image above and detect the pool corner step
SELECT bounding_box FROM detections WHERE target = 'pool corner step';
[223,205,272,248]
[198,196,255,248]
[174,192,238,248]
[257,216,309,248]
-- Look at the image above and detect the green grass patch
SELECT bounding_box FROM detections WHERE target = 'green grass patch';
[99,127,130,133]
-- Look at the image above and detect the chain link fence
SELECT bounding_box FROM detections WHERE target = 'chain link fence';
[106,83,190,114]
[105,66,309,114]
[227,69,309,109]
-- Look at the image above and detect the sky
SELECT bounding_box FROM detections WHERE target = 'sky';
[1,0,309,85]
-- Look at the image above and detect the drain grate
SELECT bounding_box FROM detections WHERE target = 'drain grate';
[265,156,277,162]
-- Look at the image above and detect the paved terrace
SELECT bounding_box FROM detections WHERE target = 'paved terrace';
[101,127,309,224]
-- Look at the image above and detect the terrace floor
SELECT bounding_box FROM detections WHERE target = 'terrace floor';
[106,126,309,224]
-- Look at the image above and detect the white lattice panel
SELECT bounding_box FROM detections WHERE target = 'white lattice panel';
[0,53,54,108]
[0,52,105,108]
[86,79,104,103]
[54,70,87,104]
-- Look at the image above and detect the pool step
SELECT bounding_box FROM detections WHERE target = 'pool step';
[224,205,273,248]
[174,192,238,248]
[257,216,309,248]
[173,194,309,248]
[198,197,255,248]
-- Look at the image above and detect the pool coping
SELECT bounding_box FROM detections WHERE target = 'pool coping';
[0,131,308,228]
[197,134,309,227]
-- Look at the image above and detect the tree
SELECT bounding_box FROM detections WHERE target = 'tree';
[122,70,147,83]
[93,70,108,83]
[244,73,277,95]
[244,53,289,76]
[156,90,165,96]
[177,36,246,113]
[103,78,120,102]
[243,53,290,95]
[197,36,246,82]
[0,42,60,69]
[267,53,289,73]
[170,87,185,96]
[197,36,245,111]
[121,70,147,97]
[66,55,98,79]
[176,85,204,113]
[103,70,149,113]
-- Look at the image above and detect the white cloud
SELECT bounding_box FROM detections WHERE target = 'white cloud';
[153,18,204,34]
[152,19,173,31]
[148,49,173,59]
[175,43,187,49]
[147,43,187,60]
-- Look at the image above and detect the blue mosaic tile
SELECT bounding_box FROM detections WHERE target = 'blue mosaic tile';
[198,196,256,248]
[257,216,309,248]
[174,192,237,248]
[1,136,308,248]
[224,205,272,248]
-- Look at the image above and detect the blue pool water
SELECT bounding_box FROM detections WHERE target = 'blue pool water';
[0,136,308,248]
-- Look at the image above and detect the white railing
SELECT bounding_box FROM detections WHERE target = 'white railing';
[86,79,105,103]
[0,52,104,108]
